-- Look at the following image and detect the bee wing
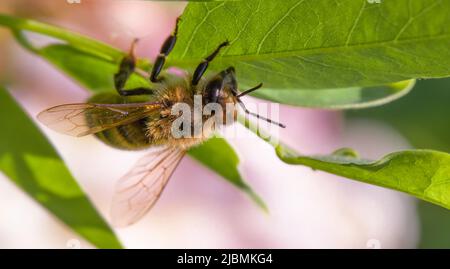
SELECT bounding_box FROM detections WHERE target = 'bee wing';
[37,102,162,137]
[110,147,185,227]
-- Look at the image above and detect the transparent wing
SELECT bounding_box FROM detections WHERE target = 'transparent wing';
[37,102,162,137]
[110,147,185,227]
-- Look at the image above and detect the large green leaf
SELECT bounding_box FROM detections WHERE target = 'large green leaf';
[40,44,416,110]
[0,87,122,249]
[170,0,450,90]
[240,116,450,210]
[0,13,415,110]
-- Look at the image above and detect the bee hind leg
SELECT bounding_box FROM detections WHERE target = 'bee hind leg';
[191,41,229,85]
[114,72,154,96]
[114,39,154,96]
[150,17,181,83]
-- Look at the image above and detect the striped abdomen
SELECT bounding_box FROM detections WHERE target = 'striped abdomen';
[86,92,154,151]
[94,117,152,150]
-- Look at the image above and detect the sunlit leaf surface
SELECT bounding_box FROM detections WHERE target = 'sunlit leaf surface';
[171,0,450,90]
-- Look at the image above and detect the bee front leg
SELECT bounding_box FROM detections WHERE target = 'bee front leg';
[150,17,181,83]
[114,39,154,97]
[191,41,229,85]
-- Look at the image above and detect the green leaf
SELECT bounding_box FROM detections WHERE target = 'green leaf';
[170,0,450,90]
[0,11,418,109]
[239,116,450,210]
[0,87,122,249]
[188,137,268,211]
[40,44,414,110]
[0,15,266,210]
[252,80,416,109]
[277,147,450,210]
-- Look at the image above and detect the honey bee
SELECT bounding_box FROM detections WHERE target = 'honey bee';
[37,18,285,227]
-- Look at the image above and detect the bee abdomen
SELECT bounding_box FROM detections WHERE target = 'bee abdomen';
[85,92,155,151]
[95,118,151,151]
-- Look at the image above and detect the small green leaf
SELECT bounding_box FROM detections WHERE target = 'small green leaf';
[0,87,122,249]
[240,116,450,210]
[188,137,268,211]
[171,0,450,89]
[251,80,416,109]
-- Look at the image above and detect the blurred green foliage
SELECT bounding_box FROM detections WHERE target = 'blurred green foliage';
[0,87,122,249]
[349,78,450,248]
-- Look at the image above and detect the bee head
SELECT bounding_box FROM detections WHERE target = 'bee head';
[203,67,238,106]
[201,67,238,125]
[202,67,286,128]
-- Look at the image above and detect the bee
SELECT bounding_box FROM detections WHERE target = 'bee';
[37,18,285,227]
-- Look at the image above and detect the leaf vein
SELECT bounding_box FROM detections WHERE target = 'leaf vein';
[256,0,305,54]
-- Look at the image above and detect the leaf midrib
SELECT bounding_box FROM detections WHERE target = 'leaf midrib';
[170,33,450,65]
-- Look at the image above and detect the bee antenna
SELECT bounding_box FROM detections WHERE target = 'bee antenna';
[128,38,139,58]
[236,98,286,128]
[237,83,263,97]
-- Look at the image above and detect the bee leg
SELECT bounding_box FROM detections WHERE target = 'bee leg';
[192,41,229,85]
[114,39,154,96]
[150,17,181,83]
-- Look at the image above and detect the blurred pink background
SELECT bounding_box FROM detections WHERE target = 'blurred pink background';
[0,0,419,248]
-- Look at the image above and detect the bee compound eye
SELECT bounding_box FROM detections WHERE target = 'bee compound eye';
[204,88,219,104]
[205,79,222,104]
